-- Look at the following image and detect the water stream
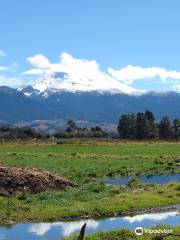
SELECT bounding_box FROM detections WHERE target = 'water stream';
[0,173,179,239]
[102,173,180,186]
[0,209,179,240]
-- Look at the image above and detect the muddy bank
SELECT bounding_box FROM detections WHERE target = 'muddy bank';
[0,165,74,196]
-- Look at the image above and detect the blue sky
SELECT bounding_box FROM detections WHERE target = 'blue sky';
[1,0,180,91]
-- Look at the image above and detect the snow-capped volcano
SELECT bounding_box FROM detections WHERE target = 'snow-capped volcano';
[23,71,141,96]
[21,52,144,96]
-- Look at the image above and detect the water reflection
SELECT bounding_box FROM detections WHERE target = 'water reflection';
[0,210,179,240]
[0,233,5,240]
[102,173,180,186]
[29,220,99,236]
[124,211,178,223]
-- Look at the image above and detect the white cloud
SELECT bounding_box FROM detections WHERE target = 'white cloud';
[0,50,5,58]
[108,65,180,85]
[174,84,180,91]
[0,76,23,87]
[23,68,45,76]
[0,66,9,72]
[27,54,50,69]
[24,52,103,77]
[23,52,138,94]
[23,52,180,92]
[0,51,22,87]
[0,62,19,74]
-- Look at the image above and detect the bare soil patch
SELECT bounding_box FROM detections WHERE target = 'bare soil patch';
[0,165,74,196]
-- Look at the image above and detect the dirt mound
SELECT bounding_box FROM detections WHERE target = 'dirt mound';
[0,165,74,196]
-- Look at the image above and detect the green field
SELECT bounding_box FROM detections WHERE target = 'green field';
[0,141,179,225]
[61,227,180,240]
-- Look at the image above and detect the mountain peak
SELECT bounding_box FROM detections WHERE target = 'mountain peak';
[23,71,142,96]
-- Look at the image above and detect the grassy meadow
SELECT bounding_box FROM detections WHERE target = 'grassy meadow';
[0,140,179,224]
[61,227,180,240]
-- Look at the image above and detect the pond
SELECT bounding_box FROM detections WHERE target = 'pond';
[102,173,180,186]
[0,208,179,240]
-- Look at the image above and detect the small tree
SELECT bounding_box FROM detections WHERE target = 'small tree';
[172,118,180,140]
[135,111,157,139]
[145,110,158,139]
[66,120,77,133]
[135,112,149,139]
[118,114,136,139]
[159,116,172,139]
[91,126,102,132]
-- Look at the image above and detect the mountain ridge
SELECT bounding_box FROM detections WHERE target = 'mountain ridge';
[0,85,180,124]
[0,73,180,124]
[21,71,143,96]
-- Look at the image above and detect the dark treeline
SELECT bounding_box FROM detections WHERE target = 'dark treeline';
[118,110,180,140]
[0,122,110,140]
[0,126,49,140]
[0,110,180,140]
[55,111,180,140]
[54,120,109,139]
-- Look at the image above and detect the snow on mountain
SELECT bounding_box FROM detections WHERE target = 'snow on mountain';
[22,52,144,96]
[23,71,143,97]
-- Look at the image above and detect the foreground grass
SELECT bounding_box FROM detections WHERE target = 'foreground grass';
[0,141,179,223]
[0,183,179,224]
[60,226,180,240]
[0,141,180,183]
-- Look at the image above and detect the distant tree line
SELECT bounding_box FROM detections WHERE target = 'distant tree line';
[54,120,109,139]
[0,126,49,140]
[1,110,180,141]
[117,110,180,140]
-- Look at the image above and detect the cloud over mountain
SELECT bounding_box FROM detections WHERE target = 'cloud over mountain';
[27,54,50,69]
[23,52,180,92]
[23,52,138,94]
[108,65,180,85]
